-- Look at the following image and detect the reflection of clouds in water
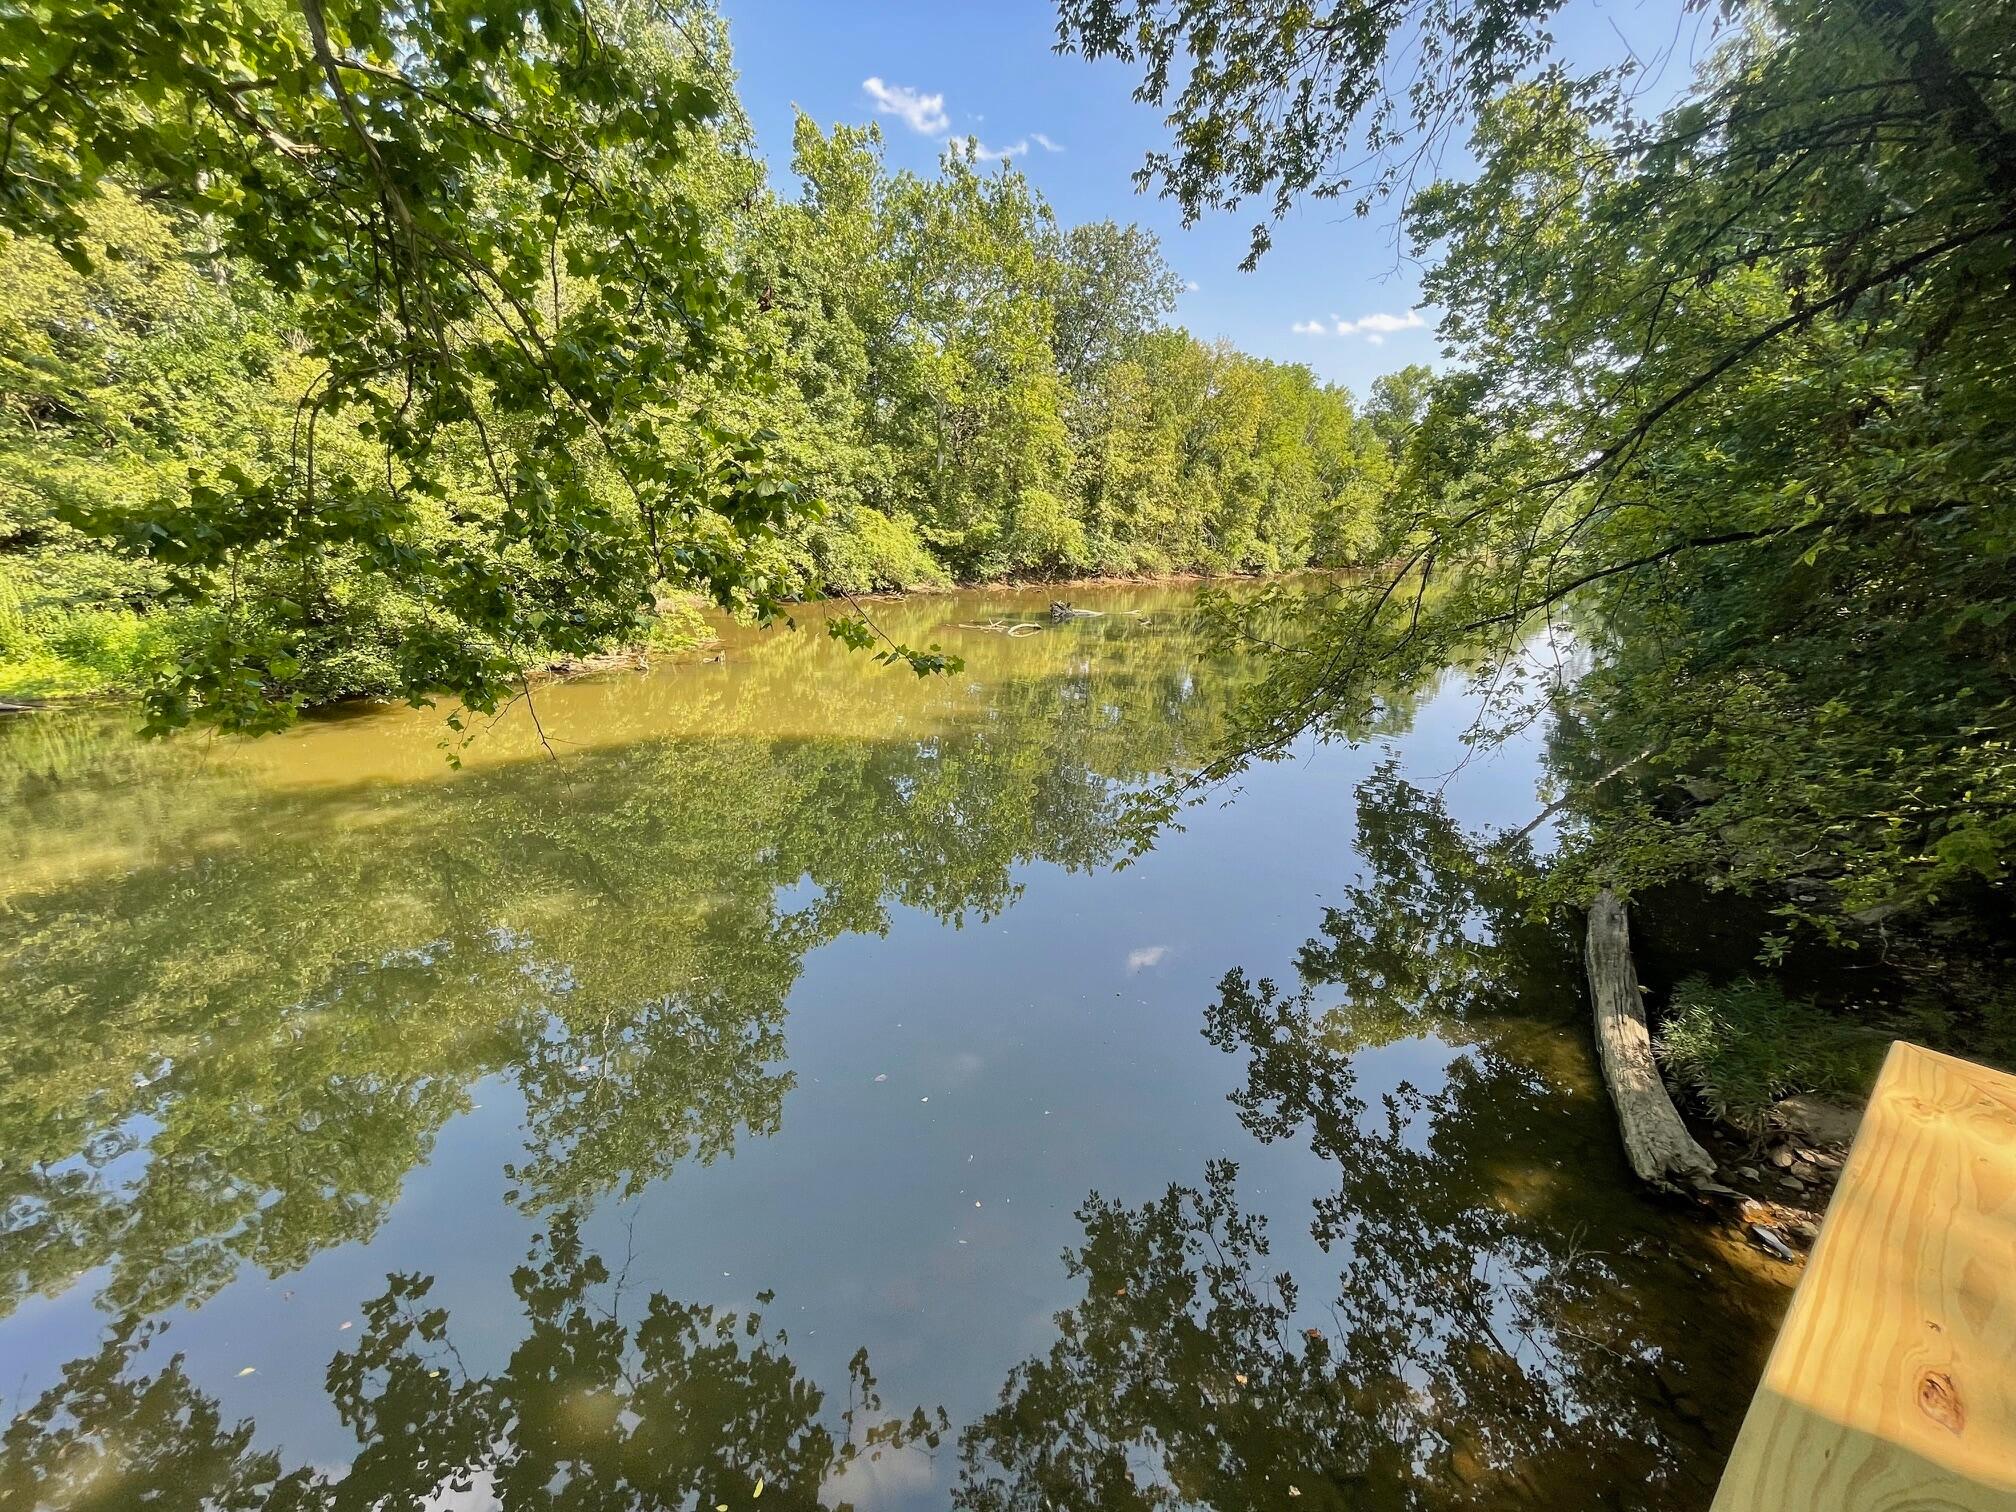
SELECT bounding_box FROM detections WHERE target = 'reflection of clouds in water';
[1126,945,1168,973]
[823,1436,936,1503]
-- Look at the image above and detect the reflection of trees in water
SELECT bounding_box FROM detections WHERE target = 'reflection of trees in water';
[0,610,1247,1320]
[0,1216,945,1511]
[956,769,1759,1511]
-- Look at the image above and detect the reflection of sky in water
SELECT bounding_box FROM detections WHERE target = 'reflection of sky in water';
[0,584,1784,1510]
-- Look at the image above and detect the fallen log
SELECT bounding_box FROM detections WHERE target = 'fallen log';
[1585,888,1716,1188]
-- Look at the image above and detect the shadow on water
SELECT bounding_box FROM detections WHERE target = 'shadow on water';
[0,584,1783,1509]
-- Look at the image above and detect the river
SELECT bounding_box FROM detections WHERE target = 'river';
[0,581,1788,1509]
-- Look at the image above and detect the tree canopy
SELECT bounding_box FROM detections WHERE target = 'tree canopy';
[1073,0,2016,1037]
[1,1,1398,728]
[1,0,819,730]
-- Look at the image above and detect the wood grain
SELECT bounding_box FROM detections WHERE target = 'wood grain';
[1712,1041,2016,1511]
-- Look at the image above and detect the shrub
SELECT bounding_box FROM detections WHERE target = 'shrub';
[809,506,950,594]
[1656,976,1889,1134]
[1007,488,1091,573]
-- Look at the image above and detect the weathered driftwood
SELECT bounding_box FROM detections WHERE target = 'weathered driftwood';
[1585,888,1717,1188]
[1048,601,1104,622]
[956,620,1044,637]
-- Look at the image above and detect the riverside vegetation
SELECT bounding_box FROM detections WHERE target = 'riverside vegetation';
[1059,0,2016,1115]
[0,4,1400,717]
[4,1,2016,1498]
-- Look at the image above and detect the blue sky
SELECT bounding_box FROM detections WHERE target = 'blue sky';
[720,0,1711,399]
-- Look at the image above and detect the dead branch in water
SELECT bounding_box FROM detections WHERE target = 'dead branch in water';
[956,620,1046,637]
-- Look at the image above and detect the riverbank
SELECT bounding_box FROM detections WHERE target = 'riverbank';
[0,567,1304,713]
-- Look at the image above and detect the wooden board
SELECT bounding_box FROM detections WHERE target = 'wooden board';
[1712,1041,2016,1511]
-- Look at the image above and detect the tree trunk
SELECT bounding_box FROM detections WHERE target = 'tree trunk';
[1851,0,2016,222]
[1585,888,1717,1188]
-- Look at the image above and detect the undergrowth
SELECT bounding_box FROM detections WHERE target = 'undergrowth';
[1656,976,1889,1135]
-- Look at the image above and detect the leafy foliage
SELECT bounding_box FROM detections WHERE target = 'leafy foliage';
[1,0,813,732]
[1077,0,2016,1032]
[1,9,1397,721]
[1056,0,1565,266]
[1657,978,1890,1133]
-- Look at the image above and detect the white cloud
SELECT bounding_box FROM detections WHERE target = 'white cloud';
[1334,309,1425,337]
[1184,279,1200,293]
[862,79,1056,167]
[863,77,949,136]
[947,135,1028,162]
[1126,945,1169,973]
[1293,309,1427,341]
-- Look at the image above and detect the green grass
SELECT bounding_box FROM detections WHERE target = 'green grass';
[0,605,180,702]
[1656,976,1889,1134]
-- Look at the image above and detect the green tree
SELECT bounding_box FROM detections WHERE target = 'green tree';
[1,0,1400,718]
[1,0,811,732]
[1067,0,2016,1032]
[1056,0,1567,266]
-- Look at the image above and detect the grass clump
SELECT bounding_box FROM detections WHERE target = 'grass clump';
[1656,976,1888,1134]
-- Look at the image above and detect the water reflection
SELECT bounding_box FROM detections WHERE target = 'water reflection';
[956,769,1771,1511]
[0,589,1245,1321]
[1,586,1781,1509]
[0,1216,945,1509]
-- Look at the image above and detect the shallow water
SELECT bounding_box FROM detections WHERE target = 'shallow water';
[0,582,1787,1509]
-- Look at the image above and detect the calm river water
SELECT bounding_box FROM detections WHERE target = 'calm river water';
[0,583,1789,1509]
